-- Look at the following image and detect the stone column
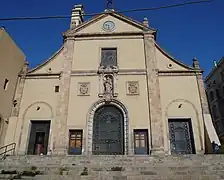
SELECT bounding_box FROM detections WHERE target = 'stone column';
[143,33,164,154]
[53,40,74,155]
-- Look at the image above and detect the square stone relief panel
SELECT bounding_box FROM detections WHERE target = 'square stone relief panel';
[126,81,139,95]
[77,82,90,96]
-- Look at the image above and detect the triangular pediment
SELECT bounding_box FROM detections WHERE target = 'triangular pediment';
[64,12,155,37]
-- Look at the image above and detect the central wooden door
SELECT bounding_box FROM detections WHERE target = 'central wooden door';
[92,105,124,155]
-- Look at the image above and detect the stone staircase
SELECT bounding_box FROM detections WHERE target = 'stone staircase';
[0,155,224,179]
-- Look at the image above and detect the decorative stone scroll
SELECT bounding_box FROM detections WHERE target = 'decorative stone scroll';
[98,65,119,74]
[126,81,139,95]
[78,82,90,96]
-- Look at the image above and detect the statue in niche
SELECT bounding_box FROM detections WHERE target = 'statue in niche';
[103,75,113,94]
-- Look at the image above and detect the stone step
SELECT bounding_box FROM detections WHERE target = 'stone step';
[0,172,223,180]
[1,155,224,179]
[1,168,224,179]
[5,174,222,180]
[0,166,223,173]
[1,155,224,168]
[1,166,224,177]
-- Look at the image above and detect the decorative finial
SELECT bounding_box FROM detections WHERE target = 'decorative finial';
[106,0,114,11]
[213,60,217,67]
[192,57,200,69]
[143,17,149,27]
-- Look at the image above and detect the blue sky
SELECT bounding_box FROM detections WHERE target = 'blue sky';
[0,0,223,76]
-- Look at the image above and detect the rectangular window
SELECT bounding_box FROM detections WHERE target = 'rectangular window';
[134,129,149,155]
[3,79,9,90]
[55,86,59,93]
[101,48,117,67]
[68,130,83,155]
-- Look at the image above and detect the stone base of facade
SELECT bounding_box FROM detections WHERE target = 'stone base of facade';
[52,148,67,155]
[150,147,165,155]
[1,155,224,180]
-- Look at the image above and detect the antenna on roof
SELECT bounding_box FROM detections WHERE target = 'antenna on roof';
[106,0,114,11]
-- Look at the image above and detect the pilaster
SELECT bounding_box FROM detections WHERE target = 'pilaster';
[143,33,164,154]
[11,62,29,117]
[197,73,210,151]
[193,58,217,151]
[8,62,29,154]
[196,73,210,114]
[53,40,74,155]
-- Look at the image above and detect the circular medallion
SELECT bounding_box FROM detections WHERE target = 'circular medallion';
[103,21,115,32]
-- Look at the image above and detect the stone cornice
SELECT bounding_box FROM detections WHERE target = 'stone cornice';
[25,76,60,79]
[27,46,64,74]
[26,73,61,76]
[66,32,145,39]
[23,69,146,78]
[155,43,197,71]
[64,12,156,38]
[158,70,201,76]
[23,70,202,78]
[73,35,143,41]
[119,69,146,75]
[24,73,61,79]
[71,69,146,76]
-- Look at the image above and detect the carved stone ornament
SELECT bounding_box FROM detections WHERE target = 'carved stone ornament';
[98,75,116,101]
[103,75,113,94]
[78,82,90,96]
[98,65,119,74]
[127,81,139,95]
[98,65,119,101]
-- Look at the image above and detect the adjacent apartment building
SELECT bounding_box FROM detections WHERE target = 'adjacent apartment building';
[3,5,220,155]
[0,27,26,147]
[205,57,224,144]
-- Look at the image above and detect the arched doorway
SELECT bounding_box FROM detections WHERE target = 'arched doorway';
[92,105,124,155]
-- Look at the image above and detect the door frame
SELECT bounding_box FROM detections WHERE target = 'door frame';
[168,118,196,154]
[133,129,149,155]
[92,105,125,155]
[68,129,83,155]
[86,100,129,155]
[26,120,51,155]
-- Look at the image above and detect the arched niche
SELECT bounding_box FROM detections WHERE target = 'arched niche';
[164,99,203,154]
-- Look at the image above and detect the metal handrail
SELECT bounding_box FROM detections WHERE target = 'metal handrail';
[0,143,16,160]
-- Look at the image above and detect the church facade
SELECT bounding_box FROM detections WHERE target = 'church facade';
[4,5,220,155]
